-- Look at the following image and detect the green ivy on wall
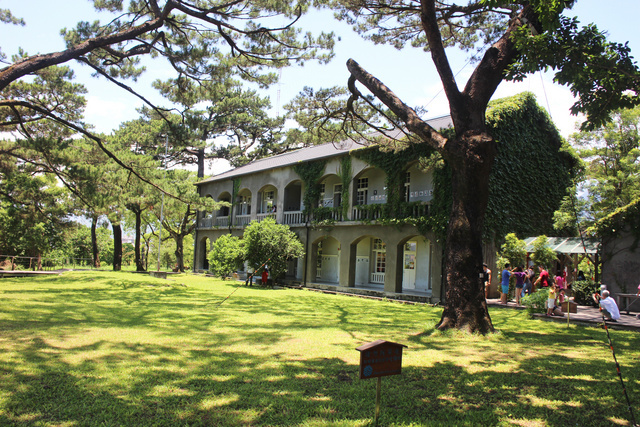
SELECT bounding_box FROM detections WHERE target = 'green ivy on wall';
[425,92,580,243]
[293,160,327,218]
[353,141,436,218]
[588,198,640,247]
[338,156,352,220]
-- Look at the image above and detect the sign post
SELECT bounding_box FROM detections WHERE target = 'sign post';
[356,340,407,426]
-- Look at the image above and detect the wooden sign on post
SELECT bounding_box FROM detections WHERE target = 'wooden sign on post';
[356,340,407,426]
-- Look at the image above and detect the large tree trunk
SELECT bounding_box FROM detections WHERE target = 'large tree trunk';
[91,217,101,268]
[197,147,205,178]
[127,204,145,272]
[112,222,122,271]
[437,131,496,333]
[174,234,185,272]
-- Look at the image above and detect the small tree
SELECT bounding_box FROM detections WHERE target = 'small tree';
[530,236,557,270]
[243,218,304,283]
[496,233,527,269]
[208,235,246,278]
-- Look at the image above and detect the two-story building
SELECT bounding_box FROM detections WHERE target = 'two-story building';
[194,116,453,302]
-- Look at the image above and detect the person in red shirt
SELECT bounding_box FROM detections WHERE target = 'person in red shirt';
[535,266,553,289]
[261,267,269,286]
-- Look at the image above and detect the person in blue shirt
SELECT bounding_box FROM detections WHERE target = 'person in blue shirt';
[501,263,512,304]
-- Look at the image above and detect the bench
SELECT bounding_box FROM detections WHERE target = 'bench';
[615,293,640,315]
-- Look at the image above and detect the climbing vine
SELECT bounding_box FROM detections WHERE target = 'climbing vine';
[231,177,241,214]
[293,160,327,218]
[353,140,435,218]
[483,92,579,243]
[425,93,579,243]
[588,198,640,248]
[338,156,352,220]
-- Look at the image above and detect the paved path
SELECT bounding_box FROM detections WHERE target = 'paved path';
[487,298,640,332]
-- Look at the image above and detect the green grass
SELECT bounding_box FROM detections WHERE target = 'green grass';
[0,271,638,426]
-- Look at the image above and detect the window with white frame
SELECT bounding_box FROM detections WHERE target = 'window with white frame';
[334,184,342,207]
[356,177,368,206]
[373,239,386,273]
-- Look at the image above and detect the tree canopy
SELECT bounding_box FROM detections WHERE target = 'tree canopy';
[312,0,640,332]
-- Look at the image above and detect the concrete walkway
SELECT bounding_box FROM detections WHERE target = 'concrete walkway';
[487,298,640,332]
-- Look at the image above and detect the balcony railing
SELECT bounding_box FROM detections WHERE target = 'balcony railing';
[256,213,276,223]
[311,207,343,222]
[216,216,229,227]
[235,215,251,227]
[398,202,429,219]
[199,216,214,228]
[352,204,384,221]
[197,202,430,229]
[283,210,304,225]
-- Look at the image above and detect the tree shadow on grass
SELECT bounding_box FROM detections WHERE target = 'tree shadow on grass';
[1,335,635,426]
[1,273,639,425]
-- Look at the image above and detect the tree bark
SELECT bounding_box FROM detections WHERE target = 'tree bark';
[112,222,122,271]
[436,131,496,333]
[127,203,145,272]
[174,234,185,272]
[91,216,101,268]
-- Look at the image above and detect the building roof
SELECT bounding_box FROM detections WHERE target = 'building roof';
[196,115,454,185]
[523,237,600,254]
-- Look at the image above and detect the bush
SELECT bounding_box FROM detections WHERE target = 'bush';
[522,288,549,316]
[208,235,245,278]
[572,280,600,307]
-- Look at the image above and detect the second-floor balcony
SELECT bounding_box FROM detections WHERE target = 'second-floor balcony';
[235,215,251,227]
[198,201,429,229]
[283,210,304,225]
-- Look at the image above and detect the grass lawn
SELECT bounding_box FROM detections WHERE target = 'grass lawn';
[0,271,638,426]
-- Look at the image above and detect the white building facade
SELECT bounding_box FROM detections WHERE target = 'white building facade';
[194,118,454,301]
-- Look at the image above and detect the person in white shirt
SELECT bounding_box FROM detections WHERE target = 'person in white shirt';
[593,290,621,322]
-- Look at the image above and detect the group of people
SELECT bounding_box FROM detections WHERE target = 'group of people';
[482,262,640,322]
[483,263,567,308]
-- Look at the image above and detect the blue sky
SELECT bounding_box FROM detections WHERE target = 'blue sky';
[2,0,640,142]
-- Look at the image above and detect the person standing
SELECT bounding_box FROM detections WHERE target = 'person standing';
[522,265,534,296]
[261,267,269,286]
[501,263,512,305]
[535,265,553,288]
[482,263,492,299]
[513,266,527,306]
[546,282,559,316]
[555,270,566,303]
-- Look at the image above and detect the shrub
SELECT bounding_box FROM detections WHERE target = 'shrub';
[572,280,600,307]
[522,288,549,316]
[208,235,245,278]
[243,218,304,283]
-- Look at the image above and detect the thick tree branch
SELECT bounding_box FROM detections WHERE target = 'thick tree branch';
[0,99,186,203]
[346,58,447,151]
[420,0,462,108]
[0,13,167,91]
[76,56,173,123]
[462,5,533,109]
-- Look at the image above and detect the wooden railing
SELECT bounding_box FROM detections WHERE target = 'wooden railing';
[283,211,304,225]
[235,215,251,227]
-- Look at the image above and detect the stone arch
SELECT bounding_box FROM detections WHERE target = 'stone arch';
[312,235,341,284]
[217,191,232,217]
[234,188,252,226]
[349,234,386,287]
[283,179,303,212]
[397,234,433,292]
[257,184,278,215]
[352,166,386,221]
[198,236,210,271]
